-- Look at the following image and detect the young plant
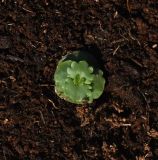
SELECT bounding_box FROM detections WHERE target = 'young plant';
[54,51,105,104]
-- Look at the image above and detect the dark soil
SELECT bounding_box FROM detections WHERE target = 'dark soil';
[0,0,158,160]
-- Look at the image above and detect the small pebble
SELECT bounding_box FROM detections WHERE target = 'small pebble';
[152,44,157,49]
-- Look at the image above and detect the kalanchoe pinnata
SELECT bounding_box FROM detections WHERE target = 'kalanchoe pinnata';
[54,51,105,104]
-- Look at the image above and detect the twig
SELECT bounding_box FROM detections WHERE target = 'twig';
[111,38,125,44]
[113,45,120,55]
[126,0,130,12]
[130,58,143,68]
[121,123,131,126]
[120,34,129,41]
[39,110,46,124]
[128,30,141,45]
[48,99,59,109]
[22,7,34,13]
[5,55,24,63]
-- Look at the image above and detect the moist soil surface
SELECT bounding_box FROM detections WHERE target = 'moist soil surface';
[0,1,158,160]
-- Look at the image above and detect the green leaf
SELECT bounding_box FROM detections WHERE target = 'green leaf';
[54,60,72,83]
[54,58,105,104]
[92,70,105,99]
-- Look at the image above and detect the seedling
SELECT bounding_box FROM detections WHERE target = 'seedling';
[54,51,105,104]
